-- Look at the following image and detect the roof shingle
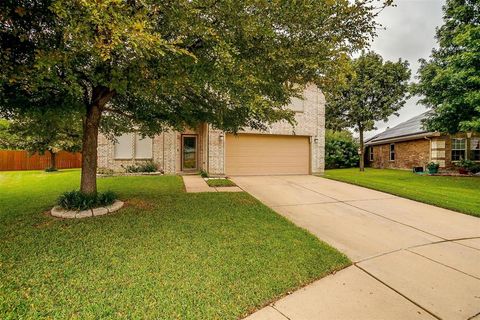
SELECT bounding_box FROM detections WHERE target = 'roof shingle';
[366,112,431,144]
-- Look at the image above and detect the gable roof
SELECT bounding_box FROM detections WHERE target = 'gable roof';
[366,112,433,145]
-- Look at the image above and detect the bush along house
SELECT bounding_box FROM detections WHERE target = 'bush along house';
[365,112,480,171]
[97,85,325,176]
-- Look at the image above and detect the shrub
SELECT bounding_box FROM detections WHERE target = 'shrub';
[471,165,480,174]
[325,130,359,169]
[456,159,480,174]
[124,161,158,173]
[57,190,117,210]
[97,167,114,175]
[200,170,209,178]
[45,167,58,172]
[426,162,439,173]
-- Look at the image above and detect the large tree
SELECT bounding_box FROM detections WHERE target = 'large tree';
[326,52,411,171]
[1,0,388,194]
[415,0,480,133]
[0,111,82,170]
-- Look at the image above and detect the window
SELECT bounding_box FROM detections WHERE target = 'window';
[471,138,480,161]
[389,144,395,161]
[114,133,153,159]
[451,138,466,161]
[135,135,153,159]
[114,133,133,159]
[369,147,374,161]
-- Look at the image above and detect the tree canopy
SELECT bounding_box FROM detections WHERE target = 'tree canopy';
[1,0,389,193]
[415,0,480,133]
[0,119,21,150]
[326,52,411,170]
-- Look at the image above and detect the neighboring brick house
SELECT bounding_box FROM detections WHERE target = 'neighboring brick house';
[365,112,480,170]
[97,85,325,176]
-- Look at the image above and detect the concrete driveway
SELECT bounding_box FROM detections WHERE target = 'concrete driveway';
[231,175,480,320]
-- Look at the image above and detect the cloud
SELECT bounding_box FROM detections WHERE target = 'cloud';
[364,0,444,138]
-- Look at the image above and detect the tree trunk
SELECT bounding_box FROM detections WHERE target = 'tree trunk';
[80,86,114,194]
[359,128,365,172]
[50,151,57,170]
[80,103,101,194]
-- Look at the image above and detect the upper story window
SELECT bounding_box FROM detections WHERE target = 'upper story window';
[389,143,395,161]
[451,138,466,161]
[369,147,374,161]
[114,133,153,159]
[471,138,480,161]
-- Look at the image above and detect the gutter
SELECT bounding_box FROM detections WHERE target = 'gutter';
[365,132,438,146]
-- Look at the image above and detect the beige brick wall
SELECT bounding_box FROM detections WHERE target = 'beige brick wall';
[233,84,326,174]
[206,128,225,175]
[98,85,325,174]
[97,132,173,173]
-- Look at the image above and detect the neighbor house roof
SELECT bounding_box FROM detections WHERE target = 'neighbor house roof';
[365,112,435,145]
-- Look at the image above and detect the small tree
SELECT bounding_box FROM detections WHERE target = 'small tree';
[0,111,82,170]
[1,0,389,194]
[415,0,480,133]
[326,52,411,171]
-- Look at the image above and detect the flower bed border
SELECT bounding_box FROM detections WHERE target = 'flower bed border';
[51,200,124,219]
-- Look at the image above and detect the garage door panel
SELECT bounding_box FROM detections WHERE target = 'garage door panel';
[226,134,310,175]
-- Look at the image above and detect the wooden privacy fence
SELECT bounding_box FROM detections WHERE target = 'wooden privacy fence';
[0,150,82,171]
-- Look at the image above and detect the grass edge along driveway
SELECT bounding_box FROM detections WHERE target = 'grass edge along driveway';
[0,169,349,319]
[324,168,480,218]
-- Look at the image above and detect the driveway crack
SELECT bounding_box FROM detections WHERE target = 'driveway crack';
[354,264,443,320]
[406,248,480,280]
[292,180,447,241]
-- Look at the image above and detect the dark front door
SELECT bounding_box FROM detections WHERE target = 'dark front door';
[182,135,197,170]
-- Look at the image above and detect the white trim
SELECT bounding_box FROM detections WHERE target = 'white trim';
[451,138,466,161]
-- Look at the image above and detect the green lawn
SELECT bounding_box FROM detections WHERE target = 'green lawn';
[324,168,480,218]
[206,178,237,187]
[0,170,349,319]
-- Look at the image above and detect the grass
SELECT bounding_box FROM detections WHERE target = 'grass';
[206,178,237,187]
[0,169,349,319]
[324,168,480,218]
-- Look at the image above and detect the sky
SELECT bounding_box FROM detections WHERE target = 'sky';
[364,0,445,138]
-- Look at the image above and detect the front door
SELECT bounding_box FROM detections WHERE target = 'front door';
[182,135,197,170]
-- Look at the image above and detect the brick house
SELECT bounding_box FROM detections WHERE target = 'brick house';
[97,85,325,176]
[365,112,480,170]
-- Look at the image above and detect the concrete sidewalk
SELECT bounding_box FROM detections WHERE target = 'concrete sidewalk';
[232,175,480,320]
